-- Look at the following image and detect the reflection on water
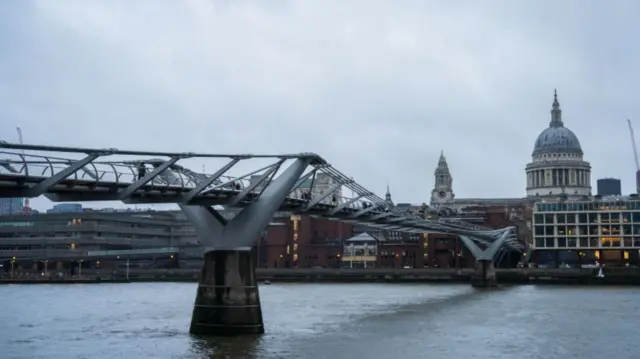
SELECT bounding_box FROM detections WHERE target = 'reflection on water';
[1,283,639,359]
[189,335,263,359]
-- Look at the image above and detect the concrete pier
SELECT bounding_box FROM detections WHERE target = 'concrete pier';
[189,250,264,336]
[471,259,497,288]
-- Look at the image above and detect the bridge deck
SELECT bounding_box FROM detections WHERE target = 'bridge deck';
[0,142,521,250]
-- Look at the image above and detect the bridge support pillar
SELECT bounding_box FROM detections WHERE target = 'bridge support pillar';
[471,259,497,288]
[459,228,513,288]
[190,250,263,336]
[180,157,312,336]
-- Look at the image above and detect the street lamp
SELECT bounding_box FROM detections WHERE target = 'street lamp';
[10,256,16,279]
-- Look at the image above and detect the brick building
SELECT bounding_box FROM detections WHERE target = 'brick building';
[253,201,531,270]
[254,214,352,269]
[423,204,532,268]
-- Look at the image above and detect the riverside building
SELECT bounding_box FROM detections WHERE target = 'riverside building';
[531,197,640,267]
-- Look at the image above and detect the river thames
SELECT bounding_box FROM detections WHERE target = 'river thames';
[1,283,638,359]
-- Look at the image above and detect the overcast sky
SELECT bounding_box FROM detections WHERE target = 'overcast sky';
[1,1,639,211]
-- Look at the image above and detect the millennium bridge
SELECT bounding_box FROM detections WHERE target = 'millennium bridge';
[0,141,522,336]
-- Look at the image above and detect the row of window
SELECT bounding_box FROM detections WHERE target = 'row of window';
[535,201,640,212]
[0,219,177,229]
[535,225,640,236]
[534,212,640,224]
[534,237,640,248]
[343,249,377,256]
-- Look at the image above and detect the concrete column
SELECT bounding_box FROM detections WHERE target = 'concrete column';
[180,158,312,336]
[459,229,513,288]
[471,259,497,288]
[190,250,264,336]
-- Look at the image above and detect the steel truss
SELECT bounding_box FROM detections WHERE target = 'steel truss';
[0,142,521,250]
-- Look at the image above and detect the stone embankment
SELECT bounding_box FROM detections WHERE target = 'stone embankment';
[2,267,640,285]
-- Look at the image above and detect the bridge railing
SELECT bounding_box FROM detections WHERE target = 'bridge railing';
[0,146,391,209]
[0,150,201,189]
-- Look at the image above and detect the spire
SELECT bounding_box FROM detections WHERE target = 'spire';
[436,150,449,174]
[550,89,563,127]
[384,182,393,207]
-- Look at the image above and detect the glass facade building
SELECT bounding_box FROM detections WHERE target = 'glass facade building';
[532,199,640,266]
[47,203,83,214]
[0,198,24,215]
[596,178,622,197]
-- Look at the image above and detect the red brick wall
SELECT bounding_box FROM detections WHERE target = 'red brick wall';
[378,242,424,268]
[257,215,352,268]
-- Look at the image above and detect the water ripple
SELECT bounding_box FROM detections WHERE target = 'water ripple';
[1,283,639,359]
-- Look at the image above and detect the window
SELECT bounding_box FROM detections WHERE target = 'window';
[534,214,544,224]
[611,213,620,222]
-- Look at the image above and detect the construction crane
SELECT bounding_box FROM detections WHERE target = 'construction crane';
[626,119,640,195]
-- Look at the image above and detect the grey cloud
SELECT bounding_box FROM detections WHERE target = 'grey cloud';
[1,0,639,211]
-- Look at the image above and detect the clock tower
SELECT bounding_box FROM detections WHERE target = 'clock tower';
[430,150,455,207]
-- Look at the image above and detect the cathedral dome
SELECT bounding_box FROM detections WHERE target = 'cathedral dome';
[532,126,583,156]
[531,90,583,157]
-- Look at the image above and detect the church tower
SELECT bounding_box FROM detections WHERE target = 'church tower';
[430,150,455,207]
[384,183,394,208]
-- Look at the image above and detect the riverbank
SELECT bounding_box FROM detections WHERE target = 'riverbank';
[2,267,640,285]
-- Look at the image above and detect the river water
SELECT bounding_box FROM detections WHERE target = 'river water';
[1,283,638,359]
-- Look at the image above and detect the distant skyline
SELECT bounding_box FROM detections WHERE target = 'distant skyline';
[1,1,639,211]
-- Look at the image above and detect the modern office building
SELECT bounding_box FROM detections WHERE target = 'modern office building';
[0,198,25,215]
[531,198,640,267]
[597,178,622,197]
[0,210,197,275]
[47,203,83,214]
[0,208,360,275]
